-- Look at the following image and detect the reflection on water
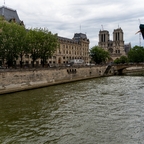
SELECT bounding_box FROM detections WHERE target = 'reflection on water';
[0,76,144,143]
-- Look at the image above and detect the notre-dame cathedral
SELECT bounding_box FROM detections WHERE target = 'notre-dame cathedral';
[98,28,130,60]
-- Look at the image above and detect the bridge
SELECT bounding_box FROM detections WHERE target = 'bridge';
[104,63,144,75]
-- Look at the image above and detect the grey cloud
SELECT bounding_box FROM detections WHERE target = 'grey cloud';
[1,0,144,47]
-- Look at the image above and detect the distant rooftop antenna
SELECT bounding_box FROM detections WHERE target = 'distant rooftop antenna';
[101,25,103,30]
[80,24,81,33]
[2,0,5,16]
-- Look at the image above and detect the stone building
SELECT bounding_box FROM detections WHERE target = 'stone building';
[17,33,90,67]
[98,28,130,60]
[124,43,131,54]
[47,33,90,65]
[0,6,24,25]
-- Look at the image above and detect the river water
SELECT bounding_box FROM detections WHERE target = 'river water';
[0,76,144,144]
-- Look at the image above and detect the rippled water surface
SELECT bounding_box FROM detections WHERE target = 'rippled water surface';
[0,76,144,144]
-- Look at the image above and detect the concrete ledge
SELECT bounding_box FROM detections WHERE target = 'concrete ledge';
[0,66,115,95]
[0,75,103,95]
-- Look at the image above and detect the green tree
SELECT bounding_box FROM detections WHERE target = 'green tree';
[0,17,27,68]
[128,45,144,63]
[114,58,120,64]
[90,46,110,64]
[114,55,129,64]
[0,17,59,68]
[26,28,41,67]
[0,18,9,66]
[26,28,58,67]
[16,26,28,68]
[36,28,58,67]
[0,21,18,67]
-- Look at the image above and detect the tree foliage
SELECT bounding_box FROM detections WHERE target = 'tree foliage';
[0,20,26,67]
[0,17,58,68]
[128,45,144,63]
[35,28,58,67]
[26,28,41,67]
[114,56,129,64]
[90,46,110,64]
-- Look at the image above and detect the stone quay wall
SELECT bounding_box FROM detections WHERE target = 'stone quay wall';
[0,65,114,95]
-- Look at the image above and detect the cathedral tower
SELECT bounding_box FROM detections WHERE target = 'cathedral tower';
[98,28,126,60]
[98,30,109,50]
[113,28,125,56]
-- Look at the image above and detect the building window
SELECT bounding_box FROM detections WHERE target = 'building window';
[25,61,29,64]
[108,48,113,53]
[25,54,29,58]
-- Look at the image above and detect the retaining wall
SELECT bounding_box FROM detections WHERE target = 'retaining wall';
[0,66,113,94]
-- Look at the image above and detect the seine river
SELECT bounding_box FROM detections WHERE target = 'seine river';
[0,76,144,144]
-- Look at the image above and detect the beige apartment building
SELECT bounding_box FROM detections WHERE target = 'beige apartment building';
[17,33,90,67]
[23,33,90,66]
[48,33,90,65]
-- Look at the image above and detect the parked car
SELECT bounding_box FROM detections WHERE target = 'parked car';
[85,63,90,66]
[0,66,6,69]
[65,64,71,67]
[85,63,95,66]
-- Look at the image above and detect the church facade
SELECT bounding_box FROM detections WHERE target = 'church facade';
[98,28,129,60]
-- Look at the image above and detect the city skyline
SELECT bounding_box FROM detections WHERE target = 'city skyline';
[0,0,144,48]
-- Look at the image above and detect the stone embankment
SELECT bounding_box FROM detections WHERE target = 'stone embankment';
[123,66,144,76]
[1,64,143,95]
[0,65,114,95]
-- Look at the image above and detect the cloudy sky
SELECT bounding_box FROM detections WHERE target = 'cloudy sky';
[1,0,144,48]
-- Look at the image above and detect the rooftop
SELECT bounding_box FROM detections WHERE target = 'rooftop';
[0,6,21,23]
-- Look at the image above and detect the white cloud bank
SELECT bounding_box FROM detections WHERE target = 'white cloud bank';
[1,0,144,48]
